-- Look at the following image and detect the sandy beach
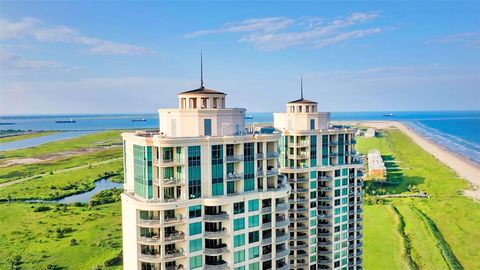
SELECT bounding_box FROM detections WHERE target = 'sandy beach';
[346,121,480,201]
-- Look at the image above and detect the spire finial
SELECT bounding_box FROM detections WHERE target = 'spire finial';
[200,50,204,88]
[300,75,304,99]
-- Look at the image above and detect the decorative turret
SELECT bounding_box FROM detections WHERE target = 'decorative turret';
[286,76,318,113]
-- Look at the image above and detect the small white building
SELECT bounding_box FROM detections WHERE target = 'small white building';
[364,128,376,138]
[367,149,386,179]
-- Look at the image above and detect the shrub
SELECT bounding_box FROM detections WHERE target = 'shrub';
[104,251,122,266]
[34,206,51,212]
[70,238,77,246]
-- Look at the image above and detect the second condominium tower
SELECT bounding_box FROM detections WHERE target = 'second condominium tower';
[274,90,364,270]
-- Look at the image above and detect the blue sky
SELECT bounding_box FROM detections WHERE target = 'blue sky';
[1,1,479,114]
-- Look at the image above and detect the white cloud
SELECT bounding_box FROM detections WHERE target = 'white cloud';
[0,17,152,55]
[434,32,480,48]
[185,12,384,50]
[0,51,73,73]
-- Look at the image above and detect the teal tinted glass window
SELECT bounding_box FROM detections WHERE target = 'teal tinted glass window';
[189,205,201,218]
[249,246,260,259]
[234,250,245,263]
[190,255,202,269]
[249,262,260,270]
[189,239,202,252]
[189,222,202,235]
[248,231,259,243]
[234,218,245,231]
[234,234,245,247]
[248,215,259,228]
[234,202,245,214]
[248,199,259,211]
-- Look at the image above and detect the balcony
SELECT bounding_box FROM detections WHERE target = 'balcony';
[261,252,272,261]
[225,172,243,181]
[164,249,185,259]
[138,236,162,244]
[288,177,308,183]
[138,254,162,263]
[318,231,332,237]
[266,168,279,176]
[205,244,228,255]
[164,232,186,243]
[276,263,290,270]
[292,215,308,222]
[256,169,264,176]
[318,241,332,247]
[261,206,272,213]
[318,250,331,255]
[318,186,331,192]
[330,141,338,146]
[266,152,280,159]
[158,159,184,167]
[296,141,309,147]
[276,218,290,227]
[262,221,272,229]
[319,176,332,181]
[204,228,227,238]
[318,204,332,210]
[262,235,273,245]
[293,233,308,240]
[164,216,185,225]
[138,218,162,226]
[204,212,229,221]
[291,225,308,232]
[275,248,290,258]
[318,196,332,201]
[292,188,308,193]
[318,214,332,219]
[276,203,289,212]
[226,155,243,162]
[163,178,184,186]
[329,152,337,157]
[276,233,289,243]
[290,207,308,213]
[318,259,332,265]
[292,243,308,250]
[205,261,229,270]
[295,197,308,203]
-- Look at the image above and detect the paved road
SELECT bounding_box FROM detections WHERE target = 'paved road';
[0,157,122,189]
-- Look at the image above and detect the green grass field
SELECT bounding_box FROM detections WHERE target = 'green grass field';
[0,131,59,143]
[0,202,122,270]
[363,205,409,270]
[360,128,480,270]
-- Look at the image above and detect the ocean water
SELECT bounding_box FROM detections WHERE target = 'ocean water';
[1,111,479,164]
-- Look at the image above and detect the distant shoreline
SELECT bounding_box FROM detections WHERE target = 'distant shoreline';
[346,120,480,201]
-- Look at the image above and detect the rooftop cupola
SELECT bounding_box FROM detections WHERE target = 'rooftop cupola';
[177,51,226,109]
[286,76,318,113]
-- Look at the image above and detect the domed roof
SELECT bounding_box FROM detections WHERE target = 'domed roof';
[178,86,226,95]
[288,98,317,104]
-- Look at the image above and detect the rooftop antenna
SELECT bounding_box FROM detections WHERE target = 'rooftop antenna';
[300,75,304,99]
[200,50,204,88]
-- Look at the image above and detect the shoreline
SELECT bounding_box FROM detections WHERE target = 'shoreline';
[346,120,480,201]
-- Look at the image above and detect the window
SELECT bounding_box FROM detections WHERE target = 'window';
[189,205,201,219]
[204,119,212,136]
[249,246,260,259]
[248,199,259,211]
[212,145,224,196]
[190,255,202,269]
[189,222,202,236]
[234,234,245,247]
[234,250,245,263]
[188,146,201,199]
[248,231,259,243]
[310,119,315,130]
[234,202,245,214]
[249,262,260,270]
[235,267,245,270]
[234,218,245,231]
[189,239,202,252]
[248,215,259,228]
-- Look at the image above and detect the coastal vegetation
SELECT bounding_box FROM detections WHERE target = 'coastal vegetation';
[0,131,59,143]
[359,128,479,270]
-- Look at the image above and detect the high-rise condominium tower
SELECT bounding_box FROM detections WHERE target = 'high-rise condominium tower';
[121,84,291,270]
[273,89,364,270]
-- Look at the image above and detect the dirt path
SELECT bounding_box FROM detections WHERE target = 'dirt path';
[0,157,122,189]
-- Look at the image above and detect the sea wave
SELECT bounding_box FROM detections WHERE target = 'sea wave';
[406,121,480,165]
